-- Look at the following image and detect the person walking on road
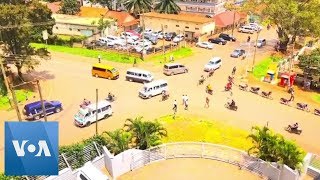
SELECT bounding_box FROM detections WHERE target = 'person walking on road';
[182,95,186,105]
[289,88,295,101]
[185,99,189,110]
[232,66,236,76]
[247,36,251,43]
[205,96,210,108]
[173,100,177,113]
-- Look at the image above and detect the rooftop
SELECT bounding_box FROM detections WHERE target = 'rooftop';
[52,14,110,26]
[141,12,214,24]
[213,11,241,27]
[78,6,108,18]
[45,1,61,14]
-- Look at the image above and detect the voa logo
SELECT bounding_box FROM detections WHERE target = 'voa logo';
[12,140,51,157]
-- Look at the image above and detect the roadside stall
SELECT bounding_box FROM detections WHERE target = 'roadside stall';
[263,70,276,83]
[278,72,296,87]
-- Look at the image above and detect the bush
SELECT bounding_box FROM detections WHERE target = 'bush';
[0,173,20,180]
[33,35,87,47]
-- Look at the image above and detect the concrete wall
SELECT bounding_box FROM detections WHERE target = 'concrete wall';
[141,16,215,37]
[279,165,299,180]
[53,23,98,36]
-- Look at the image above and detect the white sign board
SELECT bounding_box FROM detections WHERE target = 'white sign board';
[42,30,48,40]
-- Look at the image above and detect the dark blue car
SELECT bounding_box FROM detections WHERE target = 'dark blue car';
[24,100,63,120]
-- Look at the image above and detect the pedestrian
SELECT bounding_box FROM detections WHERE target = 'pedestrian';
[185,99,188,110]
[232,66,236,76]
[205,96,210,108]
[247,36,251,43]
[170,54,174,62]
[182,95,186,105]
[173,100,177,113]
[289,89,294,101]
[98,54,101,63]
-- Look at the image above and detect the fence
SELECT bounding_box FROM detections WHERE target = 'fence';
[23,142,103,180]
[307,154,320,179]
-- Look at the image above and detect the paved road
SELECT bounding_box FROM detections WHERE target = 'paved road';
[1,29,320,171]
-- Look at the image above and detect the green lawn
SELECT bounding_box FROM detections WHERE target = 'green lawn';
[31,43,141,64]
[146,47,193,64]
[0,90,33,110]
[252,56,281,79]
[312,94,320,103]
[158,115,252,150]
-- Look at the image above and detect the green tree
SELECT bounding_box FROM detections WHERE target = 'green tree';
[97,15,112,37]
[124,117,167,150]
[102,129,131,155]
[247,126,304,170]
[154,0,181,14]
[0,1,54,79]
[60,0,81,15]
[0,173,20,180]
[124,0,152,17]
[244,0,320,49]
[298,48,320,77]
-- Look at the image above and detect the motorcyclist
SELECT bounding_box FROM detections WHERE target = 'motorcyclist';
[108,92,114,100]
[201,75,205,81]
[228,99,235,108]
[289,123,299,130]
[206,84,212,92]
[83,98,90,105]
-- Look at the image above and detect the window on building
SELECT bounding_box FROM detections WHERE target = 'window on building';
[185,26,189,29]
[164,25,168,28]
[195,28,199,30]
[55,26,58,29]
[176,25,179,27]
[78,29,81,32]
[69,28,72,31]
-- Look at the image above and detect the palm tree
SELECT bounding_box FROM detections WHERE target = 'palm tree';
[154,0,181,14]
[124,0,152,17]
[124,117,167,150]
[102,129,131,155]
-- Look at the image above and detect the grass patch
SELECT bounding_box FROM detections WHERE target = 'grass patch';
[252,56,281,79]
[0,90,33,110]
[146,47,193,63]
[312,94,320,103]
[158,115,252,150]
[31,43,141,64]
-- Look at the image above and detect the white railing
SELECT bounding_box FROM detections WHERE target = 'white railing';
[130,142,270,179]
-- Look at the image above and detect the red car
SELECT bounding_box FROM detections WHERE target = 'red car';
[126,30,141,38]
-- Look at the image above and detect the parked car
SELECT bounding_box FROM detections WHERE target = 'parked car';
[219,33,236,41]
[248,23,263,31]
[144,34,158,45]
[163,63,188,76]
[24,100,63,120]
[135,44,152,52]
[173,34,184,43]
[126,30,141,38]
[196,42,214,49]
[230,49,246,58]
[255,39,266,48]
[151,31,162,38]
[76,162,109,180]
[294,74,313,86]
[144,28,153,34]
[164,32,177,41]
[137,39,152,46]
[208,38,227,45]
[204,57,222,71]
[238,26,255,34]
[120,32,139,41]
[158,32,165,39]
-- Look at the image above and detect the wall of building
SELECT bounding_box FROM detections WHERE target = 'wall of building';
[142,16,215,36]
[53,23,98,37]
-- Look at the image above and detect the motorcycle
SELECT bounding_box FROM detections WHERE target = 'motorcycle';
[106,94,116,102]
[296,103,310,112]
[285,126,302,135]
[198,78,205,85]
[314,108,320,116]
[250,86,260,94]
[207,71,214,78]
[161,92,170,101]
[206,87,213,95]
[80,99,91,108]
[225,82,232,91]
[261,91,272,99]
[280,98,291,106]
[239,84,248,91]
[225,103,238,111]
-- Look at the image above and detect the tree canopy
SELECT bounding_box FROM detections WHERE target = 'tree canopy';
[102,129,131,155]
[0,1,54,78]
[60,0,81,15]
[298,48,320,76]
[243,0,320,48]
[154,0,181,14]
[247,126,304,170]
[124,0,152,16]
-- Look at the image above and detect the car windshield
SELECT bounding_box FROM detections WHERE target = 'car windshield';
[76,111,86,121]
[147,74,152,77]
[234,50,240,53]
[209,61,215,64]
[111,68,118,73]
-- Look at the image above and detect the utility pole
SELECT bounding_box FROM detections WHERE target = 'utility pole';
[0,58,13,108]
[231,10,236,36]
[36,80,47,122]
[162,24,165,55]
[95,88,98,136]
[252,30,260,70]
[141,11,145,60]
[9,83,22,121]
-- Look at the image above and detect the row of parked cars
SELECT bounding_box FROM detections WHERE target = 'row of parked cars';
[86,28,185,54]
[238,23,263,34]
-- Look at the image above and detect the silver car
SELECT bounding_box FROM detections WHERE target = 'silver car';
[163,63,188,76]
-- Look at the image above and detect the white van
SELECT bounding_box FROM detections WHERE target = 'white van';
[74,100,112,127]
[139,79,168,99]
[238,26,255,34]
[204,57,222,71]
[77,162,109,180]
[126,68,154,83]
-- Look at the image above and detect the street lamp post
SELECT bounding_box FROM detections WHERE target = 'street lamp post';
[252,29,261,70]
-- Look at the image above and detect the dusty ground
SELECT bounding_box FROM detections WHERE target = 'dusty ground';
[1,28,320,173]
[118,158,262,180]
